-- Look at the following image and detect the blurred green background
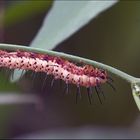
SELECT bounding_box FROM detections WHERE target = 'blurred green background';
[1,0,140,138]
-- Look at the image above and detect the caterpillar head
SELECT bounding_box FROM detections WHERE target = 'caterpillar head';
[99,69,107,83]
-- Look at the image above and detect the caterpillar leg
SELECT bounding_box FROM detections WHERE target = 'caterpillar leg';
[19,70,26,79]
[31,72,37,87]
[106,81,116,91]
[51,78,55,87]
[76,85,81,104]
[41,74,47,90]
[31,71,35,78]
[107,76,114,82]
[87,87,92,104]
[96,85,105,100]
[65,83,69,94]
[9,69,14,80]
[95,86,102,104]
[63,83,69,94]
[59,79,62,90]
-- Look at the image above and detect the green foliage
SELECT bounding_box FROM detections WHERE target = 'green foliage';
[5,0,53,27]
[0,72,19,92]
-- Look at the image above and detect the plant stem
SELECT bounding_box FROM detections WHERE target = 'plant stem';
[0,43,139,84]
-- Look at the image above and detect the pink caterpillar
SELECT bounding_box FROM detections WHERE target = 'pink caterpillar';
[0,50,114,104]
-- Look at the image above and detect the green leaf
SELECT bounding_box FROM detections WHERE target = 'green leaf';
[5,0,52,27]
[0,71,19,91]
[30,1,117,49]
[131,83,140,111]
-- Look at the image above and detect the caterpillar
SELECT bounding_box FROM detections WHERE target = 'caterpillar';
[0,49,115,104]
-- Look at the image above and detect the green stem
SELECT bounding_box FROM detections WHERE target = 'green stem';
[0,43,139,84]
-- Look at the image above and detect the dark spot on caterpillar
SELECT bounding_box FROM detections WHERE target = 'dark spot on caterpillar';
[30,53,36,58]
[101,76,105,79]
[43,56,49,61]
[100,69,106,74]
